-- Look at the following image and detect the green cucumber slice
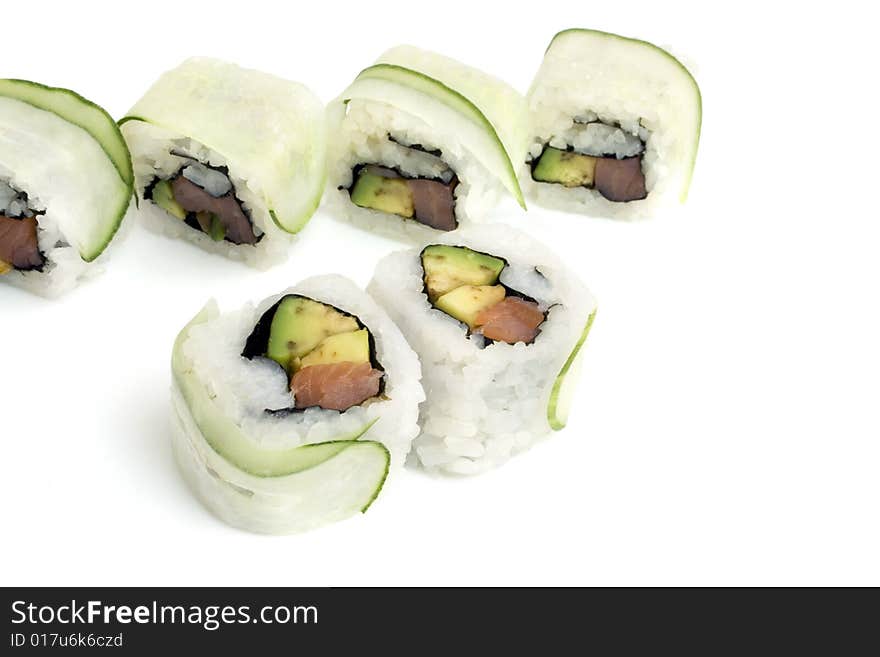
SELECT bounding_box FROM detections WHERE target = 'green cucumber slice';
[545,29,701,202]
[375,46,530,193]
[0,79,133,185]
[345,64,526,209]
[172,382,391,533]
[0,79,133,261]
[547,311,596,430]
[171,302,380,478]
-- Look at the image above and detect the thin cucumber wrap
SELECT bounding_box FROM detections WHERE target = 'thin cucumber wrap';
[340,53,527,208]
[171,302,390,534]
[0,79,133,261]
[548,311,596,430]
[121,58,326,234]
[532,29,701,204]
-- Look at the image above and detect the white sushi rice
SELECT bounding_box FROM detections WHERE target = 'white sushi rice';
[368,225,597,474]
[326,99,504,241]
[171,275,424,532]
[523,31,701,219]
[545,120,647,159]
[124,122,290,269]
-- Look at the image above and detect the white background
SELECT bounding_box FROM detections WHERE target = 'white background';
[2,0,878,586]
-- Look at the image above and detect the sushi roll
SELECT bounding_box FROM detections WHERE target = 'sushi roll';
[120,58,326,268]
[368,225,597,474]
[171,275,423,534]
[0,80,133,297]
[523,29,702,218]
[326,45,529,240]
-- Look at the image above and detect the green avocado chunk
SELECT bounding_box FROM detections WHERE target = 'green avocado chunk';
[435,284,506,329]
[152,179,186,220]
[532,147,597,188]
[299,329,371,370]
[350,168,414,218]
[208,213,226,242]
[422,244,505,302]
[267,297,360,373]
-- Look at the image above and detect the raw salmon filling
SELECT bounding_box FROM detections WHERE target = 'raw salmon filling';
[421,244,548,345]
[291,362,383,411]
[475,297,545,344]
[241,294,385,412]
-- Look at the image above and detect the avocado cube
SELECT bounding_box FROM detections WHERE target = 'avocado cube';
[195,211,213,233]
[350,169,414,218]
[532,147,597,188]
[267,297,360,372]
[298,329,371,370]
[208,214,226,242]
[434,284,506,329]
[422,245,506,302]
[152,179,187,219]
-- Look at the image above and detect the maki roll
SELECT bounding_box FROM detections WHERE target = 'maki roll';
[0,80,133,297]
[368,225,596,474]
[171,275,423,534]
[121,58,325,268]
[326,46,529,240]
[524,29,702,218]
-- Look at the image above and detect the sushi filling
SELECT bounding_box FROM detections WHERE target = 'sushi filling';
[346,136,459,231]
[0,181,44,273]
[529,115,649,202]
[421,245,547,345]
[144,160,262,246]
[242,295,385,412]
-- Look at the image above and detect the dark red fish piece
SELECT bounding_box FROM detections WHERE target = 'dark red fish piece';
[171,177,257,245]
[594,156,647,202]
[0,215,43,270]
[409,178,458,231]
